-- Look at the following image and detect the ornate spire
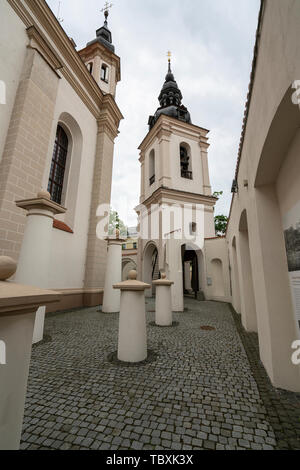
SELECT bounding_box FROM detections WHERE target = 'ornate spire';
[101,2,113,26]
[167,51,171,71]
[165,51,175,82]
[87,2,115,52]
[158,53,182,108]
[148,53,192,130]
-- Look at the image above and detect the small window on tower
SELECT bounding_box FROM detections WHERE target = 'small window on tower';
[87,62,93,74]
[101,64,109,83]
[149,149,155,186]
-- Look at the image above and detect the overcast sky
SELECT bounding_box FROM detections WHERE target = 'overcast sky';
[47,0,260,227]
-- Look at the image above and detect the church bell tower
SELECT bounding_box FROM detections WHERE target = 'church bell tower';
[78,4,120,98]
[137,54,217,312]
[138,54,216,229]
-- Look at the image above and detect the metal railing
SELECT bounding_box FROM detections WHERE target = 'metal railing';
[181,170,193,180]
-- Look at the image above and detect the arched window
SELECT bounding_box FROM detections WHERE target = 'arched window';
[149,149,155,185]
[47,125,69,204]
[101,64,109,83]
[180,143,192,179]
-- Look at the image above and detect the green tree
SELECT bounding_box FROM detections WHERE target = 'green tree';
[212,190,227,236]
[108,208,127,237]
[215,215,228,236]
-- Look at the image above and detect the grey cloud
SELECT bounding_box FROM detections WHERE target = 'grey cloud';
[47,0,260,226]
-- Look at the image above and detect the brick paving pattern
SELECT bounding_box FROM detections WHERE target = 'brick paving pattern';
[20,298,300,450]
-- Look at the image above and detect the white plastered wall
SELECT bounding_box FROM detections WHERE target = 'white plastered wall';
[276,130,300,218]
[143,137,160,201]
[42,78,98,290]
[204,238,231,303]
[226,0,300,391]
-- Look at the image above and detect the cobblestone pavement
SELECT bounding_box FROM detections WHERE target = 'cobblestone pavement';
[20,299,300,450]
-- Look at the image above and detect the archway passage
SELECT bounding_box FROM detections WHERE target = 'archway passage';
[238,210,257,333]
[143,243,159,297]
[232,237,241,313]
[211,259,225,297]
[250,85,300,391]
[182,247,199,299]
[122,259,137,281]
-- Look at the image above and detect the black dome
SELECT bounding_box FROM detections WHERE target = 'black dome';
[148,61,192,130]
[87,17,115,53]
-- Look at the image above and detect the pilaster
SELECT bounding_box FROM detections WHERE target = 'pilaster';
[199,136,212,196]
[158,128,172,187]
[84,102,122,289]
[0,44,60,261]
[139,152,145,202]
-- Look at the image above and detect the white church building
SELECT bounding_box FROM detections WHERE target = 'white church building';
[136,56,231,312]
[0,0,299,394]
[0,0,122,312]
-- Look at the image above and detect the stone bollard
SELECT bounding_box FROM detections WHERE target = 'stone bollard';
[102,231,126,313]
[14,190,65,344]
[113,270,151,363]
[0,256,61,450]
[153,273,174,326]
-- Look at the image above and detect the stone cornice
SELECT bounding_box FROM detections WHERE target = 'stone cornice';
[102,94,124,126]
[97,95,123,140]
[141,187,217,208]
[7,0,32,26]
[26,24,100,117]
[52,288,104,295]
[27,25,63,73]
[0,282,61,316]
[97,120,118,141]
[78,42,121,82]
[16,196,66,215]
[8,0,123,122]
[199,135,210,150]
[138,114,210,152]
[24,0,105,100]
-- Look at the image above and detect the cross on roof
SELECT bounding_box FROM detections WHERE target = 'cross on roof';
[167,51,172,72]
[101,2,113,19]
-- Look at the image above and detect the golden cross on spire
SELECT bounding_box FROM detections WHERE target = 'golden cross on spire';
[167,51,172,72]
